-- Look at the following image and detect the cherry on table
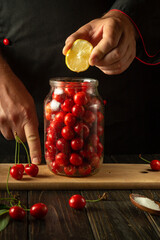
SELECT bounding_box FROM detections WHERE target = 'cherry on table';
[16,164,25,173]
[30,203,48,218]
[25,164,39,177]
[150,160,160,171]
[69,194,86,209]
[10,165,23,180]
[9,206,26,220]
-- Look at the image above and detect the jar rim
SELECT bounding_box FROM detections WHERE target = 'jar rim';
[49,77,98,87]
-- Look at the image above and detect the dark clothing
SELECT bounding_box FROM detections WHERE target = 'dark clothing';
[0,0,160,159]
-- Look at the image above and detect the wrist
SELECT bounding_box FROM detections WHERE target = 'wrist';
[0,54,14,86]
[102,10,139,40]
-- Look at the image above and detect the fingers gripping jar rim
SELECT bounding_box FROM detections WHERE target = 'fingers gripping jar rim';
[44,77,104,177]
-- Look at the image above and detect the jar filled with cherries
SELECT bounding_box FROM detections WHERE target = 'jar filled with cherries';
[44,78,104,177]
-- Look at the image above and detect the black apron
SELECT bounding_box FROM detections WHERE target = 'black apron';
[0,0,160,161]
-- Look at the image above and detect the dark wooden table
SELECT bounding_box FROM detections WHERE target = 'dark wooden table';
[1,154,160,240]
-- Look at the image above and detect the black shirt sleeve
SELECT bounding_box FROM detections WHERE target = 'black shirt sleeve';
[109,0,160,65]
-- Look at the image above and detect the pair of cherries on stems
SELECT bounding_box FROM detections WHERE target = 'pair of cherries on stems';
[0,167,48,224]
[139,154,160,171]
[10,133,39,180]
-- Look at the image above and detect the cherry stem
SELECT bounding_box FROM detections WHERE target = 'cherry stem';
[86,193,107,203]
[15,135,31,166]
[139,154,150,164]
[14,138,18,165]
[17,141,20,164]
[6,167,12,198]
[23,209,30,212]
[0,198,16,201]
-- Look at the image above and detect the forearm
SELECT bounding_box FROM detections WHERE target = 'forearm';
[109,0,160,65]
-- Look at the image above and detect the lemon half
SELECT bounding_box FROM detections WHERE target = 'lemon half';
[65,39,93,73]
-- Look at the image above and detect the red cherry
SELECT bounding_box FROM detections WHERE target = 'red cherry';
[61,126,75,140]
[3,38,10,46]
[78,163,92,176]
[9,206,26,220]
[150,160,160,171]
[64,83,81,97]
[30,203,48,219]
[45,102,52,121]
[69,153,83,166]
[72,105,85,118]
[74,122,90,139]
[97,125,104,136]
[71,138,84,150]
[87,97,101,112]
[64,113,76,127]
[10,166,23,180]
[89,134,99,147]
[47,144,57,156]
[83,110,96,124]
[54,111,66,123]
[97,111,104,123]
[49,120,63,137]
[56,138,70,153]
[45,151,55,162]
[81,82,90,92]
[64,165,77,176]
[74,91,88,106]
[88,154,100,168]
[97,142,103,156]
[25,164,39,177]
[52,88,65,103]
[82,145,95,159]
[69,195,86,209]
[16,164,25,173]
[47,132,57,144]
[55,152,69,166]
[50,161,63,174]
[64,83,77,97]
[61,98,74,112]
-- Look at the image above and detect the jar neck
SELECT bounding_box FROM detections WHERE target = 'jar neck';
[49,77,98,88]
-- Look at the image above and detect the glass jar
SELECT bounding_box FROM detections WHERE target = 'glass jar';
[44,77,104,177]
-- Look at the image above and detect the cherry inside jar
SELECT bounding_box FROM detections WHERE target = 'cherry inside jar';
[44,78,104,177]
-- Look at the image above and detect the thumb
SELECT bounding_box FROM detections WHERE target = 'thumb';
[24,121,41,165]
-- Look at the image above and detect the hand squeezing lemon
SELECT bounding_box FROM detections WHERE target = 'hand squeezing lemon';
[65,39,93,73]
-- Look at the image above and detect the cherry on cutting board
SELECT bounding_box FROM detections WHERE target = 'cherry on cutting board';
[139,154,160,171]
[25,164,39,177]
[10,166,23,180]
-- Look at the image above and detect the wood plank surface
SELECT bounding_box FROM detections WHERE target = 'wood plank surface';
[28,190,94,240]
[0,163,160,190]
[82,190,160,240]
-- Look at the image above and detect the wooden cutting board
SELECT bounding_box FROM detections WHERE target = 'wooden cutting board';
[0,163,160,190]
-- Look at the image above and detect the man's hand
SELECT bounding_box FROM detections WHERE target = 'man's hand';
[63,10,138,75]
[0,56,41,164]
